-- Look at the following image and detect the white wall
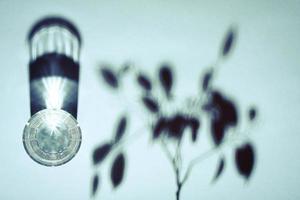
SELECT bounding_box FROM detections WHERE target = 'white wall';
[0,0,299,199]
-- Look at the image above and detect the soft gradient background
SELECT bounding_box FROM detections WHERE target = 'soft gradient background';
[0,0,299,199]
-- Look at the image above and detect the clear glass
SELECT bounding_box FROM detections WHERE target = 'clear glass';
[23,109,81,166]
[29,25,80,61]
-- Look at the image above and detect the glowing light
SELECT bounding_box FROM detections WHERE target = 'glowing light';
[44,110,62,130]
[42,76,67,109]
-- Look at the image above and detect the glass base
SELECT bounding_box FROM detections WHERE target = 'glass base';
[23,109,81,166]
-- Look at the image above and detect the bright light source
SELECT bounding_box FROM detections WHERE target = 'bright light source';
[43,76,66,109]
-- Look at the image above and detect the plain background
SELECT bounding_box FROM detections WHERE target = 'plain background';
[0,0,299,199]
